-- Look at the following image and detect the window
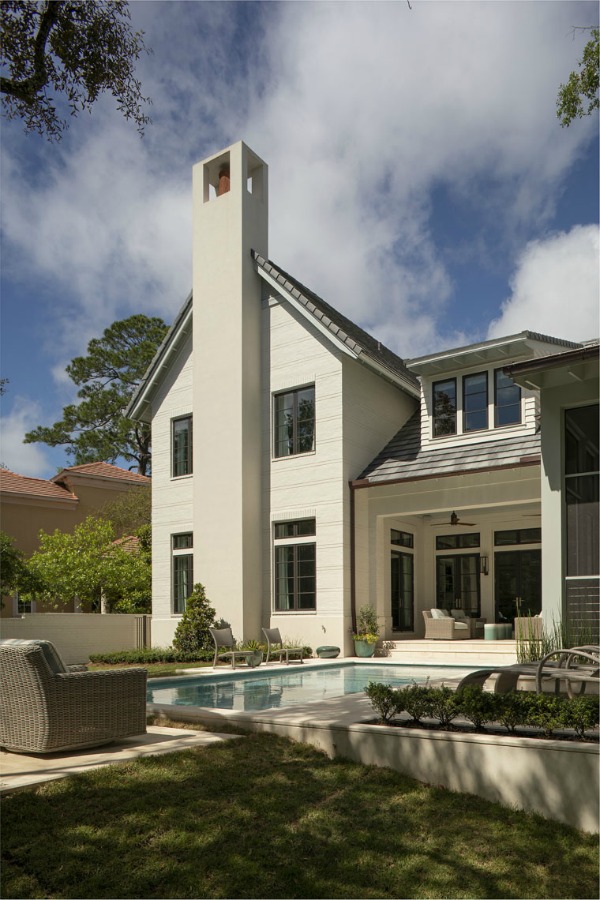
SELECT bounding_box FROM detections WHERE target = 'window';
[494,528,541,546]
[494,370,521,427]
[432,379,456,436]
[273,518,316,611]
[172,416,193,477]
[436,533,480,550]
[463,372,488,432]
[565,405,599,579]
[172,533,193,614]
[391,529,414,548]
[273,386,315,457]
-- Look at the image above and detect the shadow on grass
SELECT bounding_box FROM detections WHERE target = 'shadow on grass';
[1,733,598,900]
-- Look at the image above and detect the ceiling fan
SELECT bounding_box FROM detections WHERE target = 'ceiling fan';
[431,511,477,527]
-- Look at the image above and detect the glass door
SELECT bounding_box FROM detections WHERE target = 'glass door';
[435,554,481,616]
[391,551,414,631]
[494,550,541,624]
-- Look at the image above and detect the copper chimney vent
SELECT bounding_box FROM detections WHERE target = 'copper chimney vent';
[217,164,231,196]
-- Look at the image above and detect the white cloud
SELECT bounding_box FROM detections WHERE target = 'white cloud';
[0,399,56,478]
[1,0,597,379]
[488,225,600,342]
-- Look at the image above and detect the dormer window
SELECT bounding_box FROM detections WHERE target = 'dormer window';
[494,370,521,427]
[432,378,456,436]
[463,372,488,432]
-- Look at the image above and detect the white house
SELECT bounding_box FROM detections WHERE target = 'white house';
[128,141,598,654]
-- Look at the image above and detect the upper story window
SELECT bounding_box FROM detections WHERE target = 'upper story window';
[463,372,488,432]
[432,378,456,436]
[172,416,193,477]
[273,386,315,458]
[494,370,521,427]
[391,529,414,548]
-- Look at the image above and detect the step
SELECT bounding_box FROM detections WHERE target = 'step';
[382,639,519,667]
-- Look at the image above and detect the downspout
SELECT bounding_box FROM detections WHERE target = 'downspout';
[349,480,357,634]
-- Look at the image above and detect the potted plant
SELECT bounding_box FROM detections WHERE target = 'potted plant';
[353,604,379,657]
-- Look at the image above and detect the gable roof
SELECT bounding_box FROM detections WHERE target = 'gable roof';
[355,410,540,486]
[52,462,150,486]
[127,291,193,422]
[0,468,77,503]
[252,252,419,396]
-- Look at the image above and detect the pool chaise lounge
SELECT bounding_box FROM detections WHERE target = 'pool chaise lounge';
[456,645,600,696]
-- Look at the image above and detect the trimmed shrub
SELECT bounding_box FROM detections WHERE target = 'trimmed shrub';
[172,583,217,655]
[365,682,401,724]
[496,691,531,733]
[559,695,600,739]
[400,684,432,724]
[89,647,212,664]
[427,686,461,727]
[455,685,496,730]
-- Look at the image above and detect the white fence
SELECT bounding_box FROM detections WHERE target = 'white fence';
[0,614,151,665]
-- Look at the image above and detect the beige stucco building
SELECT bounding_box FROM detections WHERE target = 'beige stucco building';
[128,141,599,654]
[1,462,150,616]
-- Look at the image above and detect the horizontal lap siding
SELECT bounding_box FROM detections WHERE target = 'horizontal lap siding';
[150,335,193,625]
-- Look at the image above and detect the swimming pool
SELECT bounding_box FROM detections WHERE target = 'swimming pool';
[147,663,475,712]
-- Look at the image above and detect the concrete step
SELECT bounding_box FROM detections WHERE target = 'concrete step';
[383,639,518,667]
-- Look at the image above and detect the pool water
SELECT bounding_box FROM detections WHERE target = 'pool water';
[147,663,475,712]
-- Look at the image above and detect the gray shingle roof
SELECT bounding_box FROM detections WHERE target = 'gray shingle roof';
[357,411,541,484]
[252,251,419,395]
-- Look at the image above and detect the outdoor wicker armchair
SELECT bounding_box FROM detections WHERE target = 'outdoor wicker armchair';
[0,639,147,754]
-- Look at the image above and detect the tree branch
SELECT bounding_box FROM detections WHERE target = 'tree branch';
[1,1,64,102]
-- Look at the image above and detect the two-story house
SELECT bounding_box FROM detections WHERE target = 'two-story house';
[128,141,593,654]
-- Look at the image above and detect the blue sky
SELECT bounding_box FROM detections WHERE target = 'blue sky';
[1,0,598,479]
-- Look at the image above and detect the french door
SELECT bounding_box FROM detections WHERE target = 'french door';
[435,554,481,617]
[494,550,541,624]
[391,551,414,631]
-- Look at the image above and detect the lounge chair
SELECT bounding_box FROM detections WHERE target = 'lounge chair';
[456,645,600,696]
[422,610,470,640]
[262,628,304,664]
[208,627,252,669]
[0,639,147,754]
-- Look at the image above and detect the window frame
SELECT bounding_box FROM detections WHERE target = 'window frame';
[494,369,522,428]
[432,377,457,437]
[273,385,316,459]
[462,371,488,433]
[172,415,193,478]
[273,518,316,612]
[172,532,193,614]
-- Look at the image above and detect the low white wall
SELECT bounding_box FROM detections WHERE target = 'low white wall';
[0,614,151,665]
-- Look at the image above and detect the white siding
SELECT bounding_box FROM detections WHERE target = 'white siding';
[150,333,193,646]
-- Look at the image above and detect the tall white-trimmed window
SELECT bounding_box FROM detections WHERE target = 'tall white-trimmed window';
[172,533,193,614]
[273,519,316,611]
[494,370,521,427]
[172,416,193,477]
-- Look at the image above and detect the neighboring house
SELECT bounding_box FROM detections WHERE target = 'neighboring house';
[127,140,598,654]
[1,462,150,616]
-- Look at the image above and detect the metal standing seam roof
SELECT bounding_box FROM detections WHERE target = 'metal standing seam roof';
[356,411,541,485]
[252,251,419,395]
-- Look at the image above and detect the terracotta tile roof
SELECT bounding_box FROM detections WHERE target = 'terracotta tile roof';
[0,468,77,502]
[111,535,141,553]
[52,462,150,485]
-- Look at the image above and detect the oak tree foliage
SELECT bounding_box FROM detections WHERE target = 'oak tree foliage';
[24,314,169,476]
[557,27,599,126]
[1,0,151,139]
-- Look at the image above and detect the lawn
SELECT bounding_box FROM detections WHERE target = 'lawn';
[1,729,597,899]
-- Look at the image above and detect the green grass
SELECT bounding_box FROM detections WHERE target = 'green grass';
[1,731,597,899]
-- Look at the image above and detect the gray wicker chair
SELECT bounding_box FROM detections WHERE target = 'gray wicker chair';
[262,628,304,664]
[422,610,470,640]
[0,639,147,754]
